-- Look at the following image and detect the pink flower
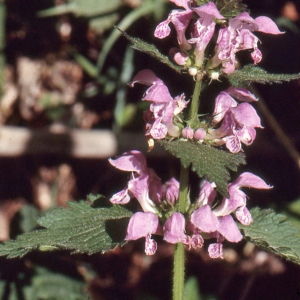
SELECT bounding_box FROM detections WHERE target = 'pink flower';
[182,126,194,139]
[211,12,283,74]
[154,1,223,66]
[214,172,272,225]
[126,212,160,255]
[188,2,224,67]
[162,178,180,205]
[190,173,271,258]
[129,69,188,139]
[109,150,162,212]
[208,87,261,153]
[154,1,193,50]
[163,212,189,244]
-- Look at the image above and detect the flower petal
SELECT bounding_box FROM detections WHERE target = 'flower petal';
[108,150,147,174]
[163,212,187,244]
[190,205,219,233]
[126,212,159,240]
[217,215,243,242]
[255,16,284,34]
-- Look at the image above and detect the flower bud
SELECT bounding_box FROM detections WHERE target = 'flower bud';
[194,128,206,140]
[182,126,194,139]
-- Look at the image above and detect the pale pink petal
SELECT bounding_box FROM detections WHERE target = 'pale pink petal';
[126,212,159,240]
[251,48,262,64]
[193,2,223,19]
[108,150,147,174]
[129,69,160,87]
[212,91,237,125]
[162,177,180,205]
[225,133,242,153]
[226,87,258,102]
[208,243,223,259]
[217,215,243,242]
[255,16,284,34]
[145,234,158,255]
[128,175,156,213]
[197,181,216,206]
[194,128,206,140]
[154,19,172,39]
[182,126,194,139]
[236,206,253,225]
[170,0,190,10]
[190,205,219,233]
[110,188,130,204]
[150,118,168,139]
[231,172,272,189]
[231,103,262,128]
[163,212,187,244]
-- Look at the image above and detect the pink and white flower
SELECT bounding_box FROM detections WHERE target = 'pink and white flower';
[129,69,188,139]
[210,11,283,74]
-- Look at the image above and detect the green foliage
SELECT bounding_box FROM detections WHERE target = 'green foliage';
[216,0,247,17]
[239,207,300,265]
[17,204,40,233]
[0,201,132,258]
[27,267,87,300]
[227,65,300,87]
[158,140,246,197]
[38,0,122,17]
[185,277,202,300]
[120,30,182,74]
[196,0,247,17]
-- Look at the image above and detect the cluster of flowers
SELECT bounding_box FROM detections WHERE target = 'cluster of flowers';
[130,69,261,153]
[109,150,271,258]
[108,0,276,259]
[154,0,282,75]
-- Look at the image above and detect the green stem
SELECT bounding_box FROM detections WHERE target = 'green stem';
[173,163,189,300]
[173,242,185,300]
[188,76,202,129]
[173,76,203,299]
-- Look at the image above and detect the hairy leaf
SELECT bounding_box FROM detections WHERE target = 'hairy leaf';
[119,30,182,74]
[216,0,247,17]
[227,65,300,87]
[158,140,245,197]
[239,207,300,265]
[0,201,132,258]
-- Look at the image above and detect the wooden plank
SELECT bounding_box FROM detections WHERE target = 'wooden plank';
[0,126,117,158]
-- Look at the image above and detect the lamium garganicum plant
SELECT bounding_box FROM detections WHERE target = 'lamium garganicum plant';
[1,1,300,300]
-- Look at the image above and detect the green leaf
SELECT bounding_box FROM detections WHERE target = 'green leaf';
[38,0,122,17]
[119,29,182,74]
[0,201,132,258]
[239,207,300,265]
[185,277,202,300]
[158,140,245,197]
[227,65,300,87]
[216,0,247,18]
[28,267,87,300]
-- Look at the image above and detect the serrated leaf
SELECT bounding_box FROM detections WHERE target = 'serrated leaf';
[0,201,133,258]
[216,0,247,18]
[239,207,300,265]
[227,65,300,87]
[158,140,245,197]
[119,29,182,74]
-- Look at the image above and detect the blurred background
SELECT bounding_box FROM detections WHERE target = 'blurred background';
[0,0,300,299]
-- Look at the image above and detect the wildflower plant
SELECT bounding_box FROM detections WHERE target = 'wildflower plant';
[2,1,300,299]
